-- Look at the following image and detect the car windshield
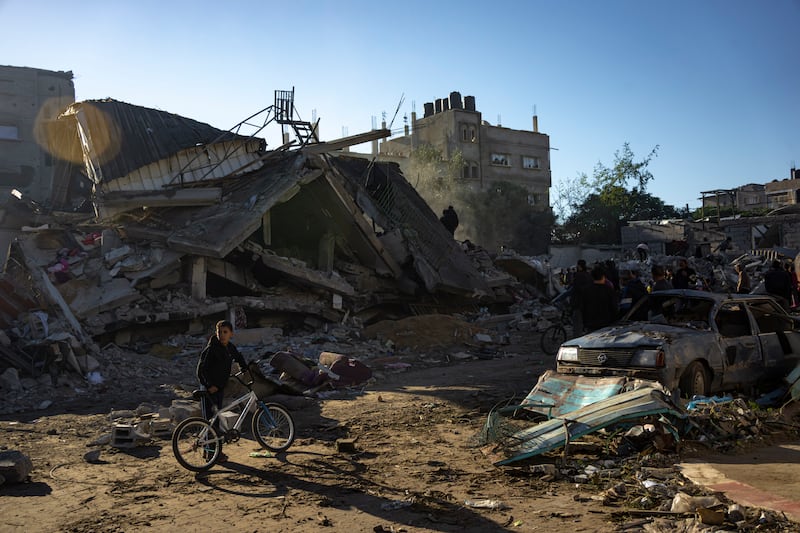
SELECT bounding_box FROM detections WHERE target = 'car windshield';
[625,294,713,329]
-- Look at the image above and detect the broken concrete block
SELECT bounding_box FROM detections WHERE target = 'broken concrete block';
[219,411,239,431]
[149,418,173,439]
[232,327,283,345]
[336,438,358,453]
[75,354,100,373]
[110,424,139,448]
[169,399,201,423]
[104,245,132,265]
[0,329,10,346]
[0,368,22,391]
[474,333,493,343]
[0,450,33,483]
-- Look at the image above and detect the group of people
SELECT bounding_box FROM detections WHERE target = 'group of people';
[561,257,707,337]
[762,259,800,310]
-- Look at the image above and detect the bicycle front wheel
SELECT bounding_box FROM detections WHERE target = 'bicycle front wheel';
[172,417,221,472]
[540,325,567,356]
[252,403,295,452]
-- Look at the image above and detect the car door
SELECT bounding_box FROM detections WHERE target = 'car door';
[715,301,762,389]
[746,299,800,381]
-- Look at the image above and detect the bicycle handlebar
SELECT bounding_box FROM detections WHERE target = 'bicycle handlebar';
[232,367,255,388]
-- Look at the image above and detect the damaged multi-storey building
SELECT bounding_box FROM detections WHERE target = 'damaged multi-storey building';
[2,90,521,374]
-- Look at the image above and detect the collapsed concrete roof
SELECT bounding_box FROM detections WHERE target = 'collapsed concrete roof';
[7,99,497,343]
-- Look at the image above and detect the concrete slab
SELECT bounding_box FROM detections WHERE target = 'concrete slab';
[680,443,800,522]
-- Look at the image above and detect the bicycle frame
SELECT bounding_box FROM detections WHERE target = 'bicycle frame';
[207,388,260,434]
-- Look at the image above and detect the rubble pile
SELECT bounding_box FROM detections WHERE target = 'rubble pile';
[493,399,800,531]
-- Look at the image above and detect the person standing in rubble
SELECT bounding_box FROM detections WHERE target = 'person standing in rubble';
[570,259,593,337]
[574,264,618,332]
[787,263,799,308]
[636,243,649,262]
[673,258,696,290]
[196,320,248,428]
[735,263,750,294]
[650,265,673,292]
[764,260,793,310]
[619,269,648,320]
[440,205,459,236]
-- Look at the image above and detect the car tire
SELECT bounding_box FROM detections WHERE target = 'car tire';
[679,361,710,398]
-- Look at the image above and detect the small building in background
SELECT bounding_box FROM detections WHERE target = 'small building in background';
[379,91,552,211]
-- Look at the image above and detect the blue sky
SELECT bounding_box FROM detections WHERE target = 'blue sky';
[2,0,798,211]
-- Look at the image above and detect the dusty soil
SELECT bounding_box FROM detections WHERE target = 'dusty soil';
[1,334,798,532]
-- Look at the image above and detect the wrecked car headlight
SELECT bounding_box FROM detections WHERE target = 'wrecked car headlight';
[557,346,578,362]
[629,349,665,368]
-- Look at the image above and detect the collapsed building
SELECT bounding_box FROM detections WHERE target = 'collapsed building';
[1,94,532,378]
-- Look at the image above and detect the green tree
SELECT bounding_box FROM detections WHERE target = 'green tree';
[556,143,680,244]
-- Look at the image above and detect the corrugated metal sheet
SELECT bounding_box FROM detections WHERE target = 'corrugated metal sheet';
[485,386,684,466]
[98,139,264,193]
[60,99,265,186]
[522,370,628,418]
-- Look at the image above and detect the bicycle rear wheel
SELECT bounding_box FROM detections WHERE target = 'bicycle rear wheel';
[172,417,221,472]
[540,325,567,356]
[252,403,295,452]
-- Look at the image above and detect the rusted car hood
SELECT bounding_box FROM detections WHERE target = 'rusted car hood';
[564,323,708,349]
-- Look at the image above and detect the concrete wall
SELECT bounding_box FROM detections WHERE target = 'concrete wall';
[0,65,75,205]
[479,124,550,208]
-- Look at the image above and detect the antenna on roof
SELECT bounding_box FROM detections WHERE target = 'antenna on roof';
[497,114,501,126]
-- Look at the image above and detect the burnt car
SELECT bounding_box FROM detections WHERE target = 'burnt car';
[556,289,800,397]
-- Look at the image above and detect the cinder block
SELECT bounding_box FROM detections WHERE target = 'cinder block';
[111,424,137,448]
[150,418,173,438]
[169,399,201,423]
[219,411,239,432]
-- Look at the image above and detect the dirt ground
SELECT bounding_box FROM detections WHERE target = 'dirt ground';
[1,333,798,532]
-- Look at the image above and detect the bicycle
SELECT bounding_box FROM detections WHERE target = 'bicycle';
[171,363,296,472]
[539,304,572,356]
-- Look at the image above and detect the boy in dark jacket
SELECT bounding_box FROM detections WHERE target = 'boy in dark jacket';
[196,320,248,422]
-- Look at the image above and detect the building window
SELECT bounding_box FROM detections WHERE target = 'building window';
[490,153,511,167]
[522,156,540,169]
[528,193,542,206]
[461,124,477,143]
[463,161,479,179]
[0,125,20,140]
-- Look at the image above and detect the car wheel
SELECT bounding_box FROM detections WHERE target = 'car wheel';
[679,361,709,398]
